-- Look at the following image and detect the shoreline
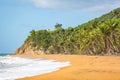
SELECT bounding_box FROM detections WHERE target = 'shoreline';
[0,55,70,80]
[13,54,120,80]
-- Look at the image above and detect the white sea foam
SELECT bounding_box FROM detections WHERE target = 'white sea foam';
[0,56,70,80]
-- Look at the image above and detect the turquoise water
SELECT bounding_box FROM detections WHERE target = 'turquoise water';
[0,53,13,56]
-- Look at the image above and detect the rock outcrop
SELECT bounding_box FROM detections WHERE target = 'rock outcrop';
[14,41,45,55]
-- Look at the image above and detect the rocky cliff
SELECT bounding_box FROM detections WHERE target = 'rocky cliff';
[14,41,45,55]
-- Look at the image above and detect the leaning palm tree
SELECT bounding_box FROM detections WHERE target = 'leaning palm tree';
[97,19,120,55]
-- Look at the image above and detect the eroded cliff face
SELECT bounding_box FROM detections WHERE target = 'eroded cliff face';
[14,41,45,55]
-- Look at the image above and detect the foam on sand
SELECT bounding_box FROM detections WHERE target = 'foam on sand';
[0,56,70,80]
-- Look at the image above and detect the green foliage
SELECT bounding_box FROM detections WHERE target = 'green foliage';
[26,8,120,55]
[55,23,62,30]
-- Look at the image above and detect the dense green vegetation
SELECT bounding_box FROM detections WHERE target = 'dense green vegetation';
[25,8,120,55]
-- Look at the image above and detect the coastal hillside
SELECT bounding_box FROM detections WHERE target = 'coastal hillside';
[15,8,120,55]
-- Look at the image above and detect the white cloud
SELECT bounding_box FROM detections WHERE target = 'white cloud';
[31,0,59,8]
[85,2,120,12]
[22,0,120,12]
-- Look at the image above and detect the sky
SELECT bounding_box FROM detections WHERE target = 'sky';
[0,0,120,53]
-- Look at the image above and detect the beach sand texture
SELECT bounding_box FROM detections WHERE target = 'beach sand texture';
[14,54,120,80]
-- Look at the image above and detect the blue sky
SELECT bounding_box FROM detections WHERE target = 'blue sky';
[0,0,120,53]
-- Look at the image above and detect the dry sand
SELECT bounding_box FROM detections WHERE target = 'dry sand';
[14,54,120,80]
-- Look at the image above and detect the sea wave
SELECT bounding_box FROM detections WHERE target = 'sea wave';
[0,56,70,80]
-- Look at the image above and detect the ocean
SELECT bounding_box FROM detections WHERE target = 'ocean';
[0,54,70,80]
[0,54,12,56]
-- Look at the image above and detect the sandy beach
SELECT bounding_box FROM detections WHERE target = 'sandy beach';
[14,54,120,80]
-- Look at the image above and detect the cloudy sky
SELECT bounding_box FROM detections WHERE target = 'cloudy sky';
[0,0,120,53]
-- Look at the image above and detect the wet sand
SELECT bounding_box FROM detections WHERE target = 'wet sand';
[14,54,120,80]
